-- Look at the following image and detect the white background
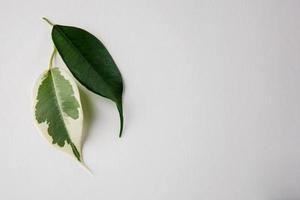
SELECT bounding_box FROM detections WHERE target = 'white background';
[1,0,300,199]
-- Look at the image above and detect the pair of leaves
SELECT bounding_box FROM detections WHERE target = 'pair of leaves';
[33,19,124,165]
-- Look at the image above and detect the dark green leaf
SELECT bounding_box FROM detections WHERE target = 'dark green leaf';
[51,24,124,137]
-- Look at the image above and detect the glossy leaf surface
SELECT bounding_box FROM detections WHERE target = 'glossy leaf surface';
[51,25,124,137]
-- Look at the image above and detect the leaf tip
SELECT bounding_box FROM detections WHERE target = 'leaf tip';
[78,160,93,175]
[117,103,124,138]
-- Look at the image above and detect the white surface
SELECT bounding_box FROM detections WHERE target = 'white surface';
[1,0,300,199]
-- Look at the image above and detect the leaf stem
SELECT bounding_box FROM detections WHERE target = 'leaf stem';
[48,47,57,70]
[42,17,54,26]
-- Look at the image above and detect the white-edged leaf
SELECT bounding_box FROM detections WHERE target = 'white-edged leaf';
[33,67,84,163]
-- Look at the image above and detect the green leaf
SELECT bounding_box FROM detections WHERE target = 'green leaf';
[51,24,124,137]
[33,67,84,162]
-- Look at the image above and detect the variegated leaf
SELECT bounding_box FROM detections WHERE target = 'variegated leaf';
[33,67,84,163]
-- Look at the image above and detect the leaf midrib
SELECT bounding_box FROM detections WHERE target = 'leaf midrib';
[49,69,72,146]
